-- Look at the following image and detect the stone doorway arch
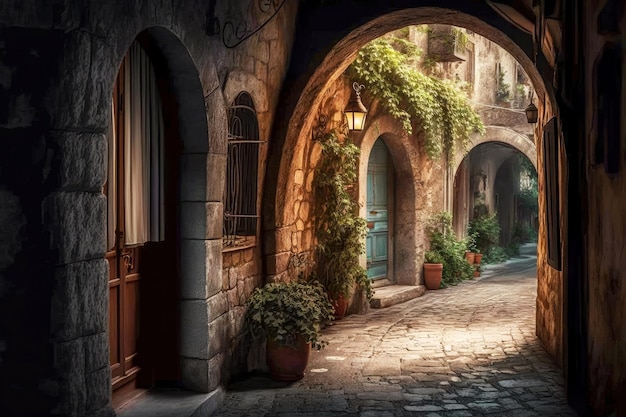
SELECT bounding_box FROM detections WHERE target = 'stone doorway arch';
[107,27,216,400]
[357,114,421,287]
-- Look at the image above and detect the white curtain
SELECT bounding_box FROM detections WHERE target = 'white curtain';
[123,42,165,245]
[107,100,117,250]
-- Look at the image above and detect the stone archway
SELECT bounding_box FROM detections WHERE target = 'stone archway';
[453,126,537,174]
[266,6,553,274]
[451,127,536,238]
[108,27,219,396]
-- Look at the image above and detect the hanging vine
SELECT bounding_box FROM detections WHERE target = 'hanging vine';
[347,37,485,164]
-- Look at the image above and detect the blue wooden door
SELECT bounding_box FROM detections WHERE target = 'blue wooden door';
[366,139,390,280]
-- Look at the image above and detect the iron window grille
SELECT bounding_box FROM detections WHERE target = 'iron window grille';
[223,92,263,249]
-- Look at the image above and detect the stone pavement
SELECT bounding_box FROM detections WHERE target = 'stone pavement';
[213,249,577,417]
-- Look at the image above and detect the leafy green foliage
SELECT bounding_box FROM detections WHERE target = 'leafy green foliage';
[245,280,335,350]
[424,250,444,264]
[512,221,537,244]
[314,131,373,301]
[518,155,538,213]
[484,245,509,264]
[496,67,511,102]
[465,231,479,253]
[347,37,484,164]
[425,211,473,287]
[467,213,501,255]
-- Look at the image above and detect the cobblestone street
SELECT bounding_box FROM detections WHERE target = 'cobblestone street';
[214,249,576,417]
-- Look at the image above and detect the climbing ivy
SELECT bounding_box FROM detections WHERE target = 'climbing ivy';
[347,37,485,164]
[313,130,373,301]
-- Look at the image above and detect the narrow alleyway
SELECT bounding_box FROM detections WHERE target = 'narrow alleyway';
[214,244,576,417]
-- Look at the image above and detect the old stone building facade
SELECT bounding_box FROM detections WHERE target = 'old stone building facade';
[1,1,624,416]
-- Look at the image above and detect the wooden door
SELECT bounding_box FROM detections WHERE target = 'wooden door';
[106,42,180,407]
[366,139,391,281]
[106,59,145,400]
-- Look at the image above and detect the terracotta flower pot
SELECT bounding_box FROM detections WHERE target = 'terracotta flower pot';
[266,335,311,381]
[465,252,475,264]
[423,263,443,290]
[330,293,349,320]
[474,253,483,264]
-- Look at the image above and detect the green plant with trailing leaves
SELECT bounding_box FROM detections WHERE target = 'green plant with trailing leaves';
[245,279,335,350]
[347,37,484,164]
[425,211,473,287]
[314,130,373,302]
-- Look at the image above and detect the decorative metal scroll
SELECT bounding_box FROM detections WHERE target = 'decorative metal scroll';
[205,0,287,49]
[311,112,350,142]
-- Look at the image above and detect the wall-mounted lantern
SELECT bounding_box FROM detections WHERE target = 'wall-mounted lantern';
[525,102,539,123]
[344,82,368,131]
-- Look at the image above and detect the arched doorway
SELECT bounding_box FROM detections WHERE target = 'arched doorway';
[107,36,181,407]
[106,28,212,408]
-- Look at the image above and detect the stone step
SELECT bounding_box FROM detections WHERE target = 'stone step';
[118,387,224,417]
[370,284,426,309]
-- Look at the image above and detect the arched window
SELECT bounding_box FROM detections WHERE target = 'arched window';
[223,92,261,249]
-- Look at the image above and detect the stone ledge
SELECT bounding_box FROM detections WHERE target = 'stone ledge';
[370,284,426,309]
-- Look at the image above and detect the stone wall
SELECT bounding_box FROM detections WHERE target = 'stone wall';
[534,96,564,369]
[0,0,298,415]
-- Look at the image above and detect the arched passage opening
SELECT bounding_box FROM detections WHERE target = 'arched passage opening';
[263,2,567,403]
[107,27,212,407]
[265,6,553,273]
[453,141,538,251]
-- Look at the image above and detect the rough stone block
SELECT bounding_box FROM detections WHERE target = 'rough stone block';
[206,153,227,202]
[207,292,229,323]
[180,202,223,240]
[265,251,291,275]
[180,152,208,202]
[208,313,231,357]
[180,238,222,300]
[51,132,107,191]
[45,31,90,129]
[52,339,86,416]
[207,353,224,392]
[181,357,210,393]
[205,90,227,155]
[83,332,109,374]
[180,299,209,359]
[85,367,111,412]
[43,191,106,265]
[51,259,108,341]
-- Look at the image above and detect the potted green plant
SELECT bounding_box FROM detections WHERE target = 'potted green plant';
[464,231,478,264]
[467,212,501,256]
[245,279,335,381]
[425,211,474,288]
[423,250,444,290]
